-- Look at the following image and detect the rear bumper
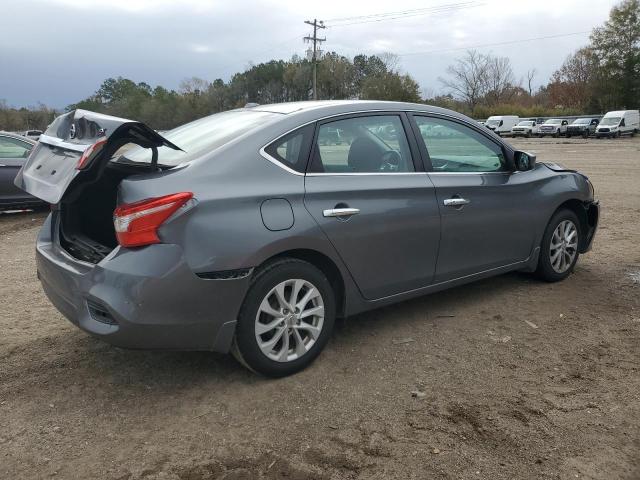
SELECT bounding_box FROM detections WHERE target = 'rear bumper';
[36,214,250,352]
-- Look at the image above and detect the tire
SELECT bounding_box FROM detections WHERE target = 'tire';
[616,131,621,138]
[583,131,589,139]
[535,209,581,282]
[232,258,336,377]
[566,134,571,138]
[553,130,560,138]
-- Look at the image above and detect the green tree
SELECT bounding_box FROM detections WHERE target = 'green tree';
[361,72,421,103]
[590,0,640,109]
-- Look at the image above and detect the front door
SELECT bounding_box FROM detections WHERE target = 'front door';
[411,114,538,283]
[303,113,441,300]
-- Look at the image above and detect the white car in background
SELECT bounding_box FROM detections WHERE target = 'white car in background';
[484,115,519,136]
[22,130,43,141]
[595,110,640,138]
[538,119,569,137]
[511,120,539,138]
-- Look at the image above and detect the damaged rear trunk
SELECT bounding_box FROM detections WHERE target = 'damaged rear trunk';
[15,109,182,264]
[58,162,157,263]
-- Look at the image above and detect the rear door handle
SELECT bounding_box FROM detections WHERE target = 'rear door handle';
[323,207,360,218]
[443,198,470,207]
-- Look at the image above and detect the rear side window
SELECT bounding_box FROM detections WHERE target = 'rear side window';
[263,124,314,173]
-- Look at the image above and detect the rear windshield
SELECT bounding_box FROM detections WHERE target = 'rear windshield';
[116,110,279,166]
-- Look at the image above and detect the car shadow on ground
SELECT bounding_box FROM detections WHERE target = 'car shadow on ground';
[3,270,542,395]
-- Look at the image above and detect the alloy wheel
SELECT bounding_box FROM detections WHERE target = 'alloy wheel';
[549,220,578,273]
[255,279,325,362]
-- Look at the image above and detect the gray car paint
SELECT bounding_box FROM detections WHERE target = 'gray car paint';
[20,100,599,353]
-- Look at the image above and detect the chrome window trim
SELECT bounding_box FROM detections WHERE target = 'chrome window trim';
[428,171,510,175]
[259,108,493,177]
[306,172,428,177]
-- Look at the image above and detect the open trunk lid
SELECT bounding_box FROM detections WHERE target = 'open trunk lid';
[14,109,181,204]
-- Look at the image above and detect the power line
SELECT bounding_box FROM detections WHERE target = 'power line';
[304,19,326,100]
[325,1,484,27]
[397,31,591,57]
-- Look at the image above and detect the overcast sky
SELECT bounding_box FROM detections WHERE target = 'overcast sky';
[1,0,619,108]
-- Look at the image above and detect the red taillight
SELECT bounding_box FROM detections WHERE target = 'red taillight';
[113,192,193,248]
[76,138,107,170]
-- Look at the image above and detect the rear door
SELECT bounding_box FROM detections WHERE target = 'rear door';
[14,109,180,204]
[303,113,441,300]
[0,135,35,205]
[410,114,537,283]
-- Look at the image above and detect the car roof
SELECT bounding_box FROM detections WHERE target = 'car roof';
[241,99,473,124]
[0,131,36,144]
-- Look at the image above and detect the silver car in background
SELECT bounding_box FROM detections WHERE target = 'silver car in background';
[16,101,599,376]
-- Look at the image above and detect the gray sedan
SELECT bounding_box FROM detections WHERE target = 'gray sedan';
[0,132,42,208]
[16,101,599,376]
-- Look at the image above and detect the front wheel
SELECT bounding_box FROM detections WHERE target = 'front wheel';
[535,209,581,282]
[232,258,335,377]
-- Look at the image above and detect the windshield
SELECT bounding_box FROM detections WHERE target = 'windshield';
[486,119,501,126]
[572,118,590,125]
[117,110,279,166]
[600,117,621,126]
[544,119,562,125]
[517,121,533,126]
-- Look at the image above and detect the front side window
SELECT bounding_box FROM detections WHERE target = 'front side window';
[310,115,414,173]
[414,116,506,173]
[0,136,32,159]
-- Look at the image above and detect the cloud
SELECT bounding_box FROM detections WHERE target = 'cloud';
[0,0,619,107]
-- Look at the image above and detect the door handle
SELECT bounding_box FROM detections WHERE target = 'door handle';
[323,207,360,218]
[443,198,470,207]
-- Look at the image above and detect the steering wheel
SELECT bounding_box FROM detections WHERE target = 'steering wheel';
[380,150,402,171]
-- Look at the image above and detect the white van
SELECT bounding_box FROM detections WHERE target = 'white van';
[595,110,640,138]
[484,115,519,136]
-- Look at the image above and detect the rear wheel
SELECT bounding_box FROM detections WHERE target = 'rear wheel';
[535,209,581,282]
[232,258,335,377]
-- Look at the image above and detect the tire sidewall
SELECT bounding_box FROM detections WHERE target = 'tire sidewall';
[537,209,581,282]
[234,259,336,377]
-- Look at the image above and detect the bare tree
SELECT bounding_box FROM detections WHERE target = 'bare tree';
[526,69,537,96]
[438,50,489,109]
[439,50,518,108]
[378,52,401,73]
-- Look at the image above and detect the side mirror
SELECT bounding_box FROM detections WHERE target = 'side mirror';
[514,151,536,171]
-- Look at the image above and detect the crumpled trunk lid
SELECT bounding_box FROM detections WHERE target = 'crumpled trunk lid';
[14,109,180,204]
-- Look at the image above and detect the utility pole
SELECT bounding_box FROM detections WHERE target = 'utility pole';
[304,19,326,100]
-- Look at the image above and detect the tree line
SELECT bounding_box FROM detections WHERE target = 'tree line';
[1,0,637,132]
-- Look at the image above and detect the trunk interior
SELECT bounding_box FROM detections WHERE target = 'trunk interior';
[59,163,149,264]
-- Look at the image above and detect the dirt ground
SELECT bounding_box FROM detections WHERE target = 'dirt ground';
[1,137,639,480]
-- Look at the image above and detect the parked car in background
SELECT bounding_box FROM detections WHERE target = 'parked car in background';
[0,132,43,208]
[23,130,43,141]
[539,119,569,137]
[16,102,599,377]
[595,110,640,138]
[566,118,600,138]
[511,119,539,138]
[484,115,519,136]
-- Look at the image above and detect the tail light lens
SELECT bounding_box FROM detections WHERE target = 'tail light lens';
[76,138,107,170]
[113,192,193,248]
